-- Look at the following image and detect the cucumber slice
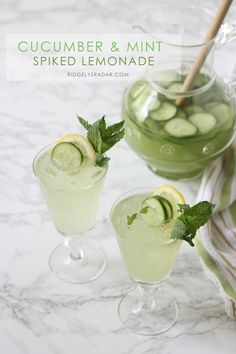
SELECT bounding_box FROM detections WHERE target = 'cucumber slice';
[207,103,233,130]
[203,102,219,112]
[168,83,183,93]
[132,86,156,122]
[51,142,83,173]
[151,102,177,121]
[144,118,161,133]
[160,198,173,221]
[154,70,182,87]
[176,109,187,119]
[189,113,216,134]
[139,195,170,226]
[192,73,210,88]
[165,118,197,137]
[149,99,161,111]
[185,105,204,115]
[207,103,230,121]
[130,82,146,99]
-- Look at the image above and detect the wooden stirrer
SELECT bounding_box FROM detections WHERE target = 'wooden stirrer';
[176,0,233,106]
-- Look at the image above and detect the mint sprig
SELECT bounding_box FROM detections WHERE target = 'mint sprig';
[77,115,125,167]
[171,201,215,246]
[127,206,149,227]
[127,200,214,246]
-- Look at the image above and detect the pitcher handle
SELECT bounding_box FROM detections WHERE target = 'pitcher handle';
[216,21,236,46]
[215,21,236,98]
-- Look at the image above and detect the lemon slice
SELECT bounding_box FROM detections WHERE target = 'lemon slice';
[152,185,185,221]
[58,133,96,166]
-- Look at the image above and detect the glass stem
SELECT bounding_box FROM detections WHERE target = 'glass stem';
[64,235,85,261]
[136,283,163,312]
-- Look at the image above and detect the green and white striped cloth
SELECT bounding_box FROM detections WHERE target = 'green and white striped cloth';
[196,142,236,319]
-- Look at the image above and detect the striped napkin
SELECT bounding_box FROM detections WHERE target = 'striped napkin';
[196,142,236,318]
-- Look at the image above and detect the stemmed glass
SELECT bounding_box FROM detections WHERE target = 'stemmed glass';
[110,187,182,335]
[33,143,107,283]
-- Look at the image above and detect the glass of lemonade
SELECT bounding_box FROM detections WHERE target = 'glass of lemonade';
[123,1,236,180]
[110,186,184,335]
[33,143,107,283]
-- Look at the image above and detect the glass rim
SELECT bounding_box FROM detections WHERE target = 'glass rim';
[146,69,215,97]
[110,186,180,246]
[32,142,108,191]
[135,1,220,48]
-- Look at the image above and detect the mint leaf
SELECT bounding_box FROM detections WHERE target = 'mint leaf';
[171,219,188,239]
[101,129,125,154]
[77,115,125,165]
[140,206,149,214]
[105,121,125,137]
[127,213,138,226]
[127,207,149,227]
[96,154,110,167]
[178,204,190,213]
[87,124,103,153]
[77,116,92,131]
[171,201,215,246]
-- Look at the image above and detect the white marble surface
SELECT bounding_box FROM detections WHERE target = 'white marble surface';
[1,0,236,353]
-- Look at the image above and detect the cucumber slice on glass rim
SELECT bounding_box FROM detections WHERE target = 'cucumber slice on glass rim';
[51,142,83,173]
[58,133,96,167]
[139,195,173,226]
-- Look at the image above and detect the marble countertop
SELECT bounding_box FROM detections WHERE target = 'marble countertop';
[1,0,236,353]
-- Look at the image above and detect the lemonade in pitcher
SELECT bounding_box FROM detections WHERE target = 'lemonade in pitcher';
[124,71,235,179]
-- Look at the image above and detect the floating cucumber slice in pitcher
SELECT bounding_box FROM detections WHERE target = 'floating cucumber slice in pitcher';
[149,99,161,111]
[189,113,216,134]
[206,103,233,130]
[168,83,183,93]
[151,102,177,121]
[192,72,210,88]
[204,102,220,112]
[154,70,182,87]
[184,105,204,115]
[165,118,197,137]
[207,103,230,121]
[176,109,187,119]
[132,85,156,122]
[130,82,146,99]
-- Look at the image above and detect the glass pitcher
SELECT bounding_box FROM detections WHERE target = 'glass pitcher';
[122,1,236,180]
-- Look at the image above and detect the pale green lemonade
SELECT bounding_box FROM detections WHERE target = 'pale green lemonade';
[34,144,107,235]
[111,193,181,283]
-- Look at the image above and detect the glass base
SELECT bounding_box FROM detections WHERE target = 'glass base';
[147,164,202,181]
[118,287,178,335]
[49,240,106,284]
